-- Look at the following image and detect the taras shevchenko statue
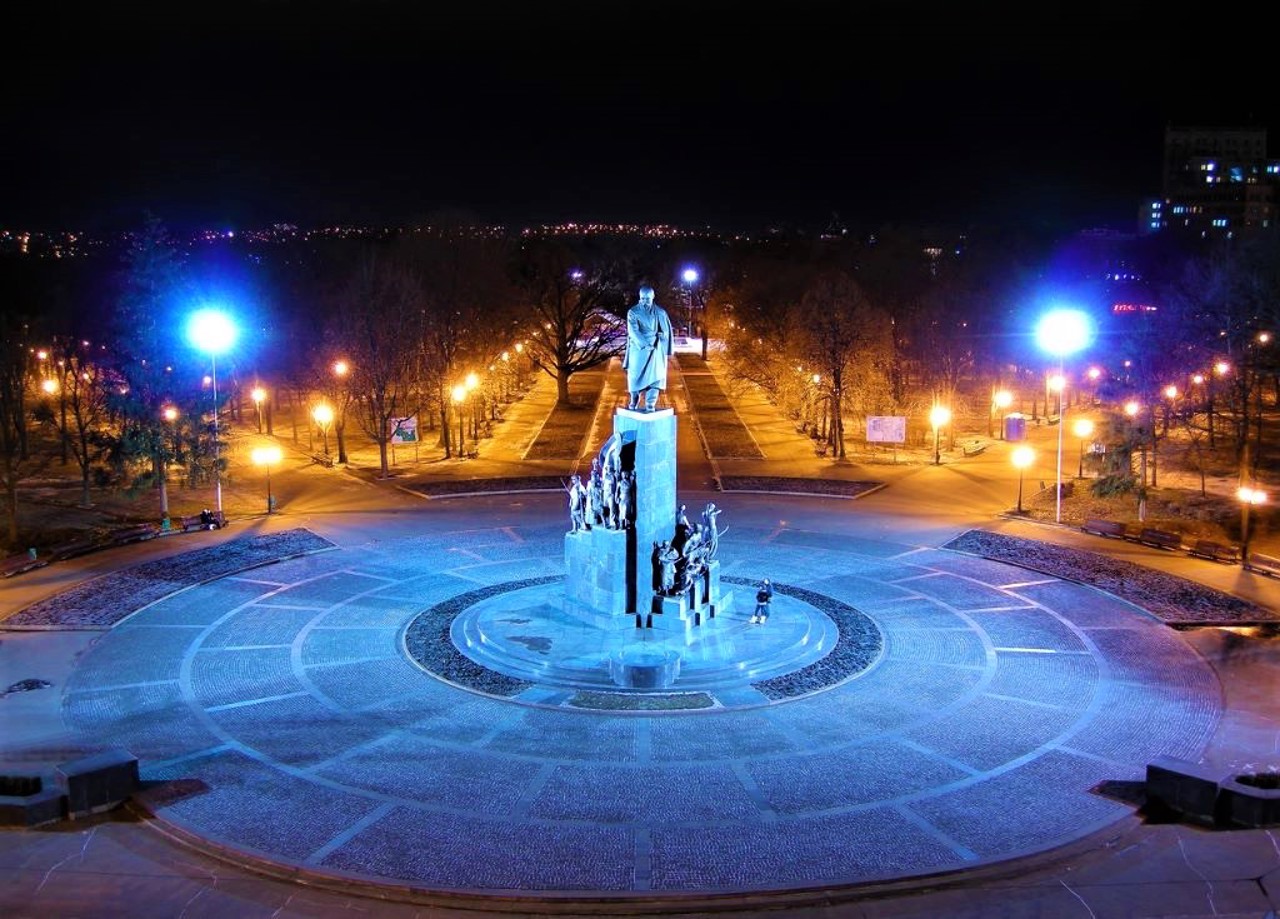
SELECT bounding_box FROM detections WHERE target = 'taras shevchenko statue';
[622,285,673,412]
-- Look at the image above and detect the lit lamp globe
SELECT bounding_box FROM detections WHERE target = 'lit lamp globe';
[1072,418,1095,478]
[928,404,951,465]
[1035,308,1092,523]
[1012,445,1036,514]
[186,308,238,514]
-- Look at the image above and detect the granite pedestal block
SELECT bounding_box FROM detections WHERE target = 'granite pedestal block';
[565,527,629,615]
[56,748,139,819]
[564,408,677,615]
[1145,756,1228,824]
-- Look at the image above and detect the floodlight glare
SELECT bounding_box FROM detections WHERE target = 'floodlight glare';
[682,268,699,284]
[187,308,238,355]
[1034,309,1092,357]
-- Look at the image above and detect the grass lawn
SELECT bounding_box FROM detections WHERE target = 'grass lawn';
[677,355,763,459]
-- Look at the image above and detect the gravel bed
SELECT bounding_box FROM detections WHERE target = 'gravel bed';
[408,476,566,497]
[716,476,882,498]
[403,577,557,697]
[943,529,1278,625]
[724,577,884,700]
[3,528,335,630]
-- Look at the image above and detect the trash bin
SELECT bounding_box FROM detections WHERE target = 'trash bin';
[1004,413,1027,442]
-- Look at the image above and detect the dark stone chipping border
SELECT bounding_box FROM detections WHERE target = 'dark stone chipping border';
[716,476,882,499]
[407,476,567,498]
[3,528,336,630]
[402,577,558,696]
[568,691,715,711]
[404,576,883,706]
[944,529,1277,625]
[724,577,884,700]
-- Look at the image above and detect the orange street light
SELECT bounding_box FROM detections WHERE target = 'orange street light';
[1012,446,1035,514]
[1072,418,1095,478]
[251,445,283,514]
[929,404,951,466]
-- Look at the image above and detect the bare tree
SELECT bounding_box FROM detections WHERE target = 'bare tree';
[333,255,426,477]
[0,314,43,545]
[512,242,626,407]
[40,339,111,507]
[793,270,886,460]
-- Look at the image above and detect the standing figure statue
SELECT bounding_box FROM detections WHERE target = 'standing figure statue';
[654,540,680,594]
[566,475,587,533]
[701,502,723,560]
[601,458,618,529]
[591,471,606,529]
[615,471,632,529]
[622,285,674,412]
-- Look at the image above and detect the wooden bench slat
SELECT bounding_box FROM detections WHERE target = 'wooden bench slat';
[1188,539,1240,564]
[1137,528,1181,551]
[1082,518,1127,538]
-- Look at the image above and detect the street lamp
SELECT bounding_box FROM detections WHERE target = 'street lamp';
[452,383,467,455]
[186,308,238,514]
[251,445,282,514]
[1238,486,1267,565]
[993,389,1013,438]
[1012,446,1035,514]
[1072,418,1094,478]
[1035,308,1092,524]
[312,404,334,456]
[251,386,266,434]
[929,404,951,465]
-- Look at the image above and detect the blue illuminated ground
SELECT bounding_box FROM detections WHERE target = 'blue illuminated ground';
[60,511,1219,895]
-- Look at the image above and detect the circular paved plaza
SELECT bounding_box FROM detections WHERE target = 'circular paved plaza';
[61,498,1221,897]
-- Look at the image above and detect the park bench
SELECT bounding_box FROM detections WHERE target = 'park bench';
[47,538,98,562]
[312,453,334,468]
[1137,528,1182,551]
[813,442,830,458]
[175,511,226,533]
[0,553,47,578]
[962,441,987,457]
[1244,552,1280,578]
[108,522,161,546]
[1082,518,1127,539]
[1187,539,1240,564]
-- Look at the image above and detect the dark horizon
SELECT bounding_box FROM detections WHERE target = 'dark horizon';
[5,2,1277,236]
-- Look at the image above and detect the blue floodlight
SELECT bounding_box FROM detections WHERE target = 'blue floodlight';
[682,268,699,284]
[187,308,238,356]
[1035,309,1092,357]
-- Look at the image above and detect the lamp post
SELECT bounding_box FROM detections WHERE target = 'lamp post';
[993,389,1013,439]
[465,371,480,440]
[1072,418,1094,478]
[312,404,334,457]
[159,405,178,520]
[332,360,350,464]
[251,386,266,434]
[1012,446,1035,514]
[187,309,237,514]
[681,267,698,340]
[251,445,282,514]
[452,384,467,456]
[1035,308,1092,524]
[929,404,951,465]
[1238,486,1267,565]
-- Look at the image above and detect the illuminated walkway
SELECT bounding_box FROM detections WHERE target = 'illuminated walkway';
[59,500,1221,896]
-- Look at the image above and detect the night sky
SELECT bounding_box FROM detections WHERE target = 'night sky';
[5,1,1277,234]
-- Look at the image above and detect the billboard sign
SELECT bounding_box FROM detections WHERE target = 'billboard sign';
[389,416,418,443]
[866,416,906,444]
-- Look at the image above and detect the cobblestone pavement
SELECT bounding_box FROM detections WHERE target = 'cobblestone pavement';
[56,507,1222,896]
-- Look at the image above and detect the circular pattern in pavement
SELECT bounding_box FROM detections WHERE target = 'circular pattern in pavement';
[61,513,1222,896]
[404,575,881,710]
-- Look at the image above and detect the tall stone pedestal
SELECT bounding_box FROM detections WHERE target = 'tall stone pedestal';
[564,408,676,615]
